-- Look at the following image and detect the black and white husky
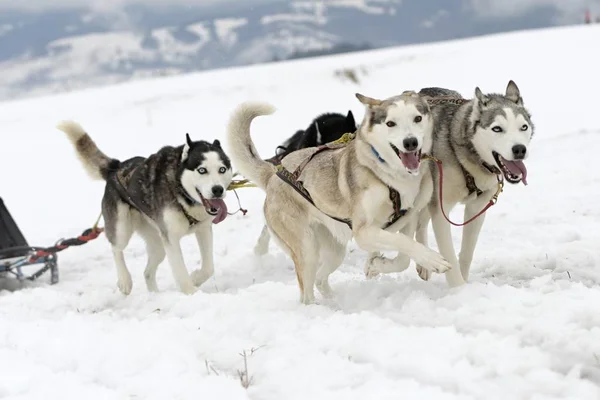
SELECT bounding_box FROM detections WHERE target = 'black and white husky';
[57,121,233,295]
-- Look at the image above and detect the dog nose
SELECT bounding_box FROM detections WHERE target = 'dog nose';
[212,185,224,197]
[403,137,419,152]
[512,144,527,160]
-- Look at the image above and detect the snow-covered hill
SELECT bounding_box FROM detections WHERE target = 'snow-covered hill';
[0,0,566,100]
[1,25,600,399]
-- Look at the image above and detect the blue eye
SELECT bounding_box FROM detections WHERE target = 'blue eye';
[492,126,503,133]
[219,167,226,174]
[198,167,207,174]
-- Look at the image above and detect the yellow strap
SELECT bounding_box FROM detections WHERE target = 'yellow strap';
[92,211,103,231]
[227,179,257,190]
[227,131,356,191]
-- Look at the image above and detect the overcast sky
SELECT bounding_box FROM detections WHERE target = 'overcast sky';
[0,0,596,18]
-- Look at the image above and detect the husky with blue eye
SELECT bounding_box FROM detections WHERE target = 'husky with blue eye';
[57,121,233,295]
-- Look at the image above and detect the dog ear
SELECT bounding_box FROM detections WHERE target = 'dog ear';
[505,80,523,106]
[346,110,356,127]
[355,93,382,107]
[182,133,192,161]
[474,87,489,108]
[469,88,487,128]
[213,139,221,148]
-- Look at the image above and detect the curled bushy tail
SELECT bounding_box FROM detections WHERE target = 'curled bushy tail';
[56,121,115,180]
[226,102,277,189]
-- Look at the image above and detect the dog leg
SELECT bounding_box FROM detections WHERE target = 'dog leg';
[298,234,319,304]
[253,224,271,256]
[112,249,133,295]
[191,222,215,287]
[354,226,451,274]
[429,203,465,287]
[315,227,346,298]
[415,208,432,281]
[138,224,165,292]
[458,193,491,281]
[364,218,417,278]
[162,236,197,295]
[108,204,134,295]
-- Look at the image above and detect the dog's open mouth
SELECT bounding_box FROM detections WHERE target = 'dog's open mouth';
[391,144,422,172]
[197,190,228,224]
[492,151,528,185]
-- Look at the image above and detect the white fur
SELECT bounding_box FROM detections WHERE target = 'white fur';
[471,107,532,165]
[181,151,233,202]
[368,101,433,175]
[181,143,190,162]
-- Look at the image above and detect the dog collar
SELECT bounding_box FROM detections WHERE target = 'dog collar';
[371,146,385,163]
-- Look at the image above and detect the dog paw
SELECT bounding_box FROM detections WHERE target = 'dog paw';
[300,289,316,305]
[316,279,334,298]
[414,249,452,274]
[117,275,133,295]
[416,265,431,281]
[180,283,198,295]
[191,268,213,287]
[364,253,384,279]
[253,243,268,257]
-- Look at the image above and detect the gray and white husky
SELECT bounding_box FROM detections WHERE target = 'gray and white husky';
[365,81,534,287]
[226,92,451,304]
[57,121,233,295]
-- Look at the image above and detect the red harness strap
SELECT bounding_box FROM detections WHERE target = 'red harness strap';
[426,156,504,227]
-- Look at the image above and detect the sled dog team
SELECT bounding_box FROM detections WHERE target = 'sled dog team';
[58,80,533,304]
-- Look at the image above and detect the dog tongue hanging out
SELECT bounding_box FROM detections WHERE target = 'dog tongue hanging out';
[180,133,234,224]
[57,121,235,296]
[202,197,229,224]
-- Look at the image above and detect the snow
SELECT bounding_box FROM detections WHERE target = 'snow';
[214,18,248,48]
[1,24,600,399]
[292,0,400,15]
[261,13,328,25]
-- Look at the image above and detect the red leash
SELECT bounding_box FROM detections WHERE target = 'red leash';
[424,155,504,227]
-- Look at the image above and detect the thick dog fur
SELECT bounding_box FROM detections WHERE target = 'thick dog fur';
[365,81,534,287]
[275,110,357,158]
[57,121,233,295]
[227,93,451,304]
[254,110,358,256]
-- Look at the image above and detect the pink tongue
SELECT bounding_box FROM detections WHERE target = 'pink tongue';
[400,152,420,170]
[208,199,228,224]
[503,158,528,185]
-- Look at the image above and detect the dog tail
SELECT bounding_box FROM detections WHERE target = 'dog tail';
[226,101,277,189]
[56,120,116,181]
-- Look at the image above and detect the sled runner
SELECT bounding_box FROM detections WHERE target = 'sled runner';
[0,197,103,286]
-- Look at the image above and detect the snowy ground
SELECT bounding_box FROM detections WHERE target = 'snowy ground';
[1,24,600,399]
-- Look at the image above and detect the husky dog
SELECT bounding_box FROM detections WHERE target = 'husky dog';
[227,92,451,304]
[365,81,534,287]
[57,122,233,295]
[275,110,357,158]
[254,110,358,256]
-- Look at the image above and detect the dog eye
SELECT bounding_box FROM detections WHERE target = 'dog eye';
[386,121,396,127]
[198,167,207,174]
[414,115,422,123]
[491,126,503,133]
[520,124,528,131]
[219,167,226,174]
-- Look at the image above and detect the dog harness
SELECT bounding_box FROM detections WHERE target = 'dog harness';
[267,133,407,230]
[106,162,200,227]
[425,96,504,197]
